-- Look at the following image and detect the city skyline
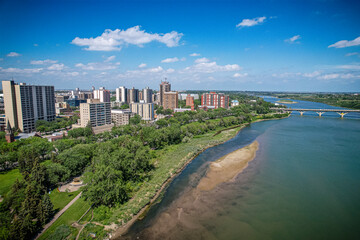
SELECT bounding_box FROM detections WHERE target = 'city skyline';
[1,0,360,92]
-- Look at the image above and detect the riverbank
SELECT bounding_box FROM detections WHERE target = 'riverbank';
[111,125,247,238]
[197,141,259,191]
[111,116,288,238]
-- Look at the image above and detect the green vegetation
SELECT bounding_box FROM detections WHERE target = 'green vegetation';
[35,116,79,133]
[0,93,288,239]
[49,190,81,212]
[0,168,22,196]
[38,197,91,240]
[275,93,360,109]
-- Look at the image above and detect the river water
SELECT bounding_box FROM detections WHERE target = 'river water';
[123,97,360,240]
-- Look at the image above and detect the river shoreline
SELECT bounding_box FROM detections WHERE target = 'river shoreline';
[111,116,287,239]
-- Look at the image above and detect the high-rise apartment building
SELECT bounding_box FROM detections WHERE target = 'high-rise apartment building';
[130,102,154,121]
[186,94,195,111]
[129,87,139,103]
[115,86,127,103]
[201,92,229,109]
[93,87,110,102]
[80,102,111,127]
[143,87,153,103]
[115,87,121,102]
[2,80,55,133]
[138,91,143,101]
[163,92,178,110]
[159,81,171,106]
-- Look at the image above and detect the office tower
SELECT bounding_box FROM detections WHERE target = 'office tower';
[129,87,139,103]
[163,91,178,110]
[111,109,135,126]
[2,80,56,133]
[130,102,154,121]
[80,102,111,127]
[143,87,153,103]
[159,81,171,106]
[93,87,110,102]
[201,92,229,109]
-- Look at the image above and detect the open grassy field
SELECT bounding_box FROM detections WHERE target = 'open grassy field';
[0,168,22,196]
[38,197,91,240]
[49,189,82,212]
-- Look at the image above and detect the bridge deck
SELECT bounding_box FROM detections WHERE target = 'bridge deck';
[271,108,360,113]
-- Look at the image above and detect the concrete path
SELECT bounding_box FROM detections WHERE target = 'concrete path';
[35,192,82,240]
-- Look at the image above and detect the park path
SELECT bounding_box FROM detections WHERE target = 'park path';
[35,192,82,240]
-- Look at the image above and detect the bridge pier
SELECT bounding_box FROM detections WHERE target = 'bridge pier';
[316,112,325,117]
[337,112,348,118]
[299,111,305,116]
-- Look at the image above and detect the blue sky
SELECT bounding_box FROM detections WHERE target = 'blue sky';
[1,0,360,91]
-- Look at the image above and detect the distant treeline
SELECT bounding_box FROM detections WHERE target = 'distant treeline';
[275,93,360,109]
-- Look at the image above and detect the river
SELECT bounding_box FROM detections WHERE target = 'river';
[122,97,360,240]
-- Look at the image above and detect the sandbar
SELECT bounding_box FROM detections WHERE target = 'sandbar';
[197,141,259,191]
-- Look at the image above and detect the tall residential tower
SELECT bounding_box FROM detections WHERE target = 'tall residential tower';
[2,80,55,133]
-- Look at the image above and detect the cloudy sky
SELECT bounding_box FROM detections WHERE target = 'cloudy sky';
[1,0,360,91]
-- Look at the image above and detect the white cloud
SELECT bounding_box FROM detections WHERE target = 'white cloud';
[104,55,116,62]
[33,44,38,47]
[162,57,179,63]
[303,71,321,77]
[328,36,360,48]
[272,72,301,78]
[31,59,58,65]
[75,62,118,71]
[194,57,210,63]
[285,35,301,43]
[161,57,185,63]
[317,73,360,80]
[48,63,65,71]
[1,67,43,73]
[336,64,360,70]
[7,52,21,57]
[138,63,147,68]
[190,53,200,57]
[236,16,266,28]
[345,52,359,57]
[184,61,241,73]
[0,58,3,61]
[67,72,80,76]
[233,73,248,78]
[71,25,183,51]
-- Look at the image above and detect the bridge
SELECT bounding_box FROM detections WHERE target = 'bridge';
[271,108,360,118]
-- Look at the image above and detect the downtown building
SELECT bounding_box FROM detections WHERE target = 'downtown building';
[143,87,153,103]
[116,86,127,103]
[159,80,178,110]
[111,109,135,126]
[80,101,111,127]
[130,102,154,121]
[2,80,55,133]
[93,87,110,103]
[201,92,229,109]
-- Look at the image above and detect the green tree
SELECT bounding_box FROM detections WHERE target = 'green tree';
[130,114,141,125]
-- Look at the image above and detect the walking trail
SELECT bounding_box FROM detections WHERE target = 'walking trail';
[35,192,82,240]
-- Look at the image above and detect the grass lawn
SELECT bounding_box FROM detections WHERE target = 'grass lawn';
[49,189,81,212]
[0,168,22,196]
[38,197,91,240]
